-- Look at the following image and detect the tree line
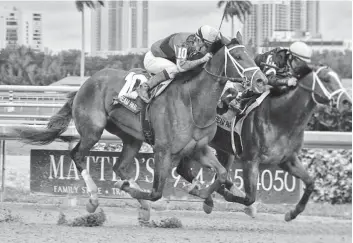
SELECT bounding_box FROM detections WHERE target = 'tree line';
[0,45,351,86]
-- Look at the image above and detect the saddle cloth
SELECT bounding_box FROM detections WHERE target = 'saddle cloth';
[112,69,174,146]
[215,90,270,155]
[112,70,173,113]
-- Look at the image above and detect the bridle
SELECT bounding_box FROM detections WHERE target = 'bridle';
[298,66,348,107]
[204,44,260,87]
[189,43,261,129]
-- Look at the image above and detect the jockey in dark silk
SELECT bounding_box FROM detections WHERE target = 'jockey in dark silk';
[236,41,313,100]
[237,41,312,100]
[137,25,221,103]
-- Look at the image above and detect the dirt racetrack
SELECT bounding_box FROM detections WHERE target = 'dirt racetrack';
[0,203,351,243]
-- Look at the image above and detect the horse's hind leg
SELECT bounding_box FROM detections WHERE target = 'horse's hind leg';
[279,154,315,222]
[70,129,105,213]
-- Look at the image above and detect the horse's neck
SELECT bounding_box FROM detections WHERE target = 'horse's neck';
[187,70,225,126]
[269,75,316,129]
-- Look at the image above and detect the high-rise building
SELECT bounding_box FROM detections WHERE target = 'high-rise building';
[22,12,43,51]
[274,1,290,31]
[306,0,320,37]
[91,0,149,57]
[243,5,258,47]
[243,0,320,49]
[243,2,281,51]
[0,6,43,51]
[0,6,22,49]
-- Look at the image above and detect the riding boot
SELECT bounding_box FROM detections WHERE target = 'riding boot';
[137,70,168,103]
[235,89,254,112]
[236,89,254,101]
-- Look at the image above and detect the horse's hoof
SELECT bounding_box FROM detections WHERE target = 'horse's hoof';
[284,211,293,222]
[114,180,129,190]
[86,199,99,213]
[244,205,257,218]
[138,205,151,222]
[203,201,214,214]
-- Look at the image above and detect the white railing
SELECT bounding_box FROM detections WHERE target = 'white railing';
[0,85,78,92]
[0,126,351,149]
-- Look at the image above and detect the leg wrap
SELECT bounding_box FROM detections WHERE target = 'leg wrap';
[82,169,98,199]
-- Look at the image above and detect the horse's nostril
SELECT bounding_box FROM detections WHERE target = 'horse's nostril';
[342,100,349,105]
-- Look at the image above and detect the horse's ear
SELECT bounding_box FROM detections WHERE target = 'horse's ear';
[308,63,316,71]
[236,31,243,45]
[220,33,231,45]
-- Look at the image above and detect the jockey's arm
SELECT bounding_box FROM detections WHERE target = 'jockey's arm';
[267,74,295,87]
[176,55,209,72]
[174,45,209,72]
[254,52,295,87]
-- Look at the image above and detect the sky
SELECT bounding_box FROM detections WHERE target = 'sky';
[0,0,351,52]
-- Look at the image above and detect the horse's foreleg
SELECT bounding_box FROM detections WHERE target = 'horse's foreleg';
[279,155,314,222]
[176,158,214,214]
[215,155,257,218]
[147,147,174,201]
[117,146,173,202]
[111,136,151,224]
[189,146,228,200]
[220,159,259,214]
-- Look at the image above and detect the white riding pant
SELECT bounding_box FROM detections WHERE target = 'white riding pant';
[143,51,179,78]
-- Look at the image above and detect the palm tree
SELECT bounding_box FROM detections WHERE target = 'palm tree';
[0,45,38,85]
[217,1,252,37]
[75,0,104,81]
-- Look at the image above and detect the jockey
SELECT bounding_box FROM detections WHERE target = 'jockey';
[235,41,313,100]
[137,25,220,103]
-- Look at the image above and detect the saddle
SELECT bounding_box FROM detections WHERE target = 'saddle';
[218,86,261,119]
[112,68,173,111]
[215,88,270,155]
[112,68,174,146]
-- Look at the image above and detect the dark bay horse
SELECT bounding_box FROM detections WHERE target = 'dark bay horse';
[178,65,352,221]
[12,32,267,221]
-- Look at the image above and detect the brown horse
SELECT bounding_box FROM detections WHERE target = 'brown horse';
[12,32,267,221]
[177,65,352,221]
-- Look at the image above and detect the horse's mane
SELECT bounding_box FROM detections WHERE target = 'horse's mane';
[208,38,240,54]
[174,38,240,83]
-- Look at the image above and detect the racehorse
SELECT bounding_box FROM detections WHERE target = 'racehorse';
[177,65,352,221]
[11,32,267,222]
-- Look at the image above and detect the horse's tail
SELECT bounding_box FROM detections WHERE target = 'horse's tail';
[12,91,78,145]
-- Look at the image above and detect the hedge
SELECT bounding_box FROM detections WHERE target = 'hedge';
[299,148,352,204]
[307,105,352,132]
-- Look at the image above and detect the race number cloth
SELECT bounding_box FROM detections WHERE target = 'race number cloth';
[118,72,148,100]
